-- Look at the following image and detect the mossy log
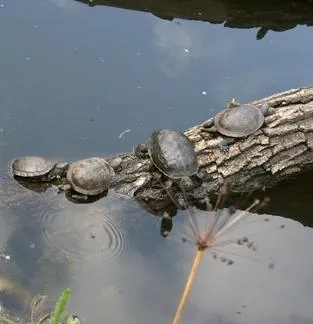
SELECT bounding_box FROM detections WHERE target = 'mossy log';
[110,86,313,214]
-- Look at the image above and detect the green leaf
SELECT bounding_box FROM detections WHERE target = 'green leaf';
[49,288,71,324]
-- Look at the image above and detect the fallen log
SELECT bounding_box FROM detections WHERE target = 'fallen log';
[109,85,313,215]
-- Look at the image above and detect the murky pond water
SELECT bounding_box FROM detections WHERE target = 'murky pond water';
[1,0,313,323]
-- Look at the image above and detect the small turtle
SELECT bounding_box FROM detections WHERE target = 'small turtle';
[11,156,68,181]
[202,100,269,151]
[60,157,116,202]
[135,129,199,236]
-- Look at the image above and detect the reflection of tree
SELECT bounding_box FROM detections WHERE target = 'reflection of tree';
[75,0,313,39]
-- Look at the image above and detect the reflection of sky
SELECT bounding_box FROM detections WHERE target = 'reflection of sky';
[173,209,313,324]
[1,179,313,324]
[1,0,313,167]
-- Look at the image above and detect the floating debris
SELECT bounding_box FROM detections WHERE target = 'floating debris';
[268,262,275,269]
[118,129,131,139]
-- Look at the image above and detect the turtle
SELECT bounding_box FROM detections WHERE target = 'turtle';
[11,156,69,181]
[60,157,116,202]
[135,129,199,180]
[135,129,199,235]
[202,100,269,152]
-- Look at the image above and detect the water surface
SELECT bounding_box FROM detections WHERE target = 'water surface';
[1,0,313,323]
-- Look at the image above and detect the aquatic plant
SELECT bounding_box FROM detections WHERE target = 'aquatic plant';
[171,186,266,324]
[0,315,17,324]
[0,288,75,324]
[49,288,78,324]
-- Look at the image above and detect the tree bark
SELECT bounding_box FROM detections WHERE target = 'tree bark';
[110,86,313,214]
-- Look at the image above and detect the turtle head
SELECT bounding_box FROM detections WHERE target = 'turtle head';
[227,98,240,109]
[259,103,270,116]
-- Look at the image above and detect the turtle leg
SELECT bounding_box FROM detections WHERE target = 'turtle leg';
[201,117,215,129]
[108,157,122,170]
[218,137,235,152]
[163,178,185,209]
[181,174,205,189]
[154,175,186,210]
[193,169,213,183]
[50,162,69,180]
[134,143,149,159]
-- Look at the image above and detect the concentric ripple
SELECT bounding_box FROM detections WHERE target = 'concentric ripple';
[39,203,127,261]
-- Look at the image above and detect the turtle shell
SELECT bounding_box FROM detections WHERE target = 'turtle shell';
[214,104,265,137]
[148,129,198,179]
[67,157,114,195]
[11,156,57,178]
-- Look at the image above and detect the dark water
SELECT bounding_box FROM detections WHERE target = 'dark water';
[1,0,313,323]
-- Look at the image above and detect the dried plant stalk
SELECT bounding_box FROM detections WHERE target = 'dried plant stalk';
[172,249,205,324]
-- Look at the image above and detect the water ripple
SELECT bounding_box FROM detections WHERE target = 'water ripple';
[39,203,127,261]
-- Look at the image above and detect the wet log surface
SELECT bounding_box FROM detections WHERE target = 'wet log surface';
[109,86,313,215]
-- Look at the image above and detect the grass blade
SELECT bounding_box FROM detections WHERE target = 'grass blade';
[49,288,71,324]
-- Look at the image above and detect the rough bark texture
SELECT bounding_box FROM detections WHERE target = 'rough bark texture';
[108,86,313,214]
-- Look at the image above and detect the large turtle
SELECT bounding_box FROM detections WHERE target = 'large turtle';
[11,156,68,181]
[135,129,199,236]
[60,157,117,202]
[202,100,269,151]
[135,129,198,180]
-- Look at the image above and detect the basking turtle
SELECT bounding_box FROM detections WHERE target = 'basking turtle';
[11,156,68,181]
[60,157,116,202]
[135,129,199,235]
[202,100,269,151]
[135,129,198,180]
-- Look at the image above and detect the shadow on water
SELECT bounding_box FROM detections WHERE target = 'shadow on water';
[263,170,313,227]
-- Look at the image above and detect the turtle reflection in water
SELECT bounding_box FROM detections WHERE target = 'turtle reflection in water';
[135,129,199,236]
[59,157,120,203]
[202,99,270,152]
